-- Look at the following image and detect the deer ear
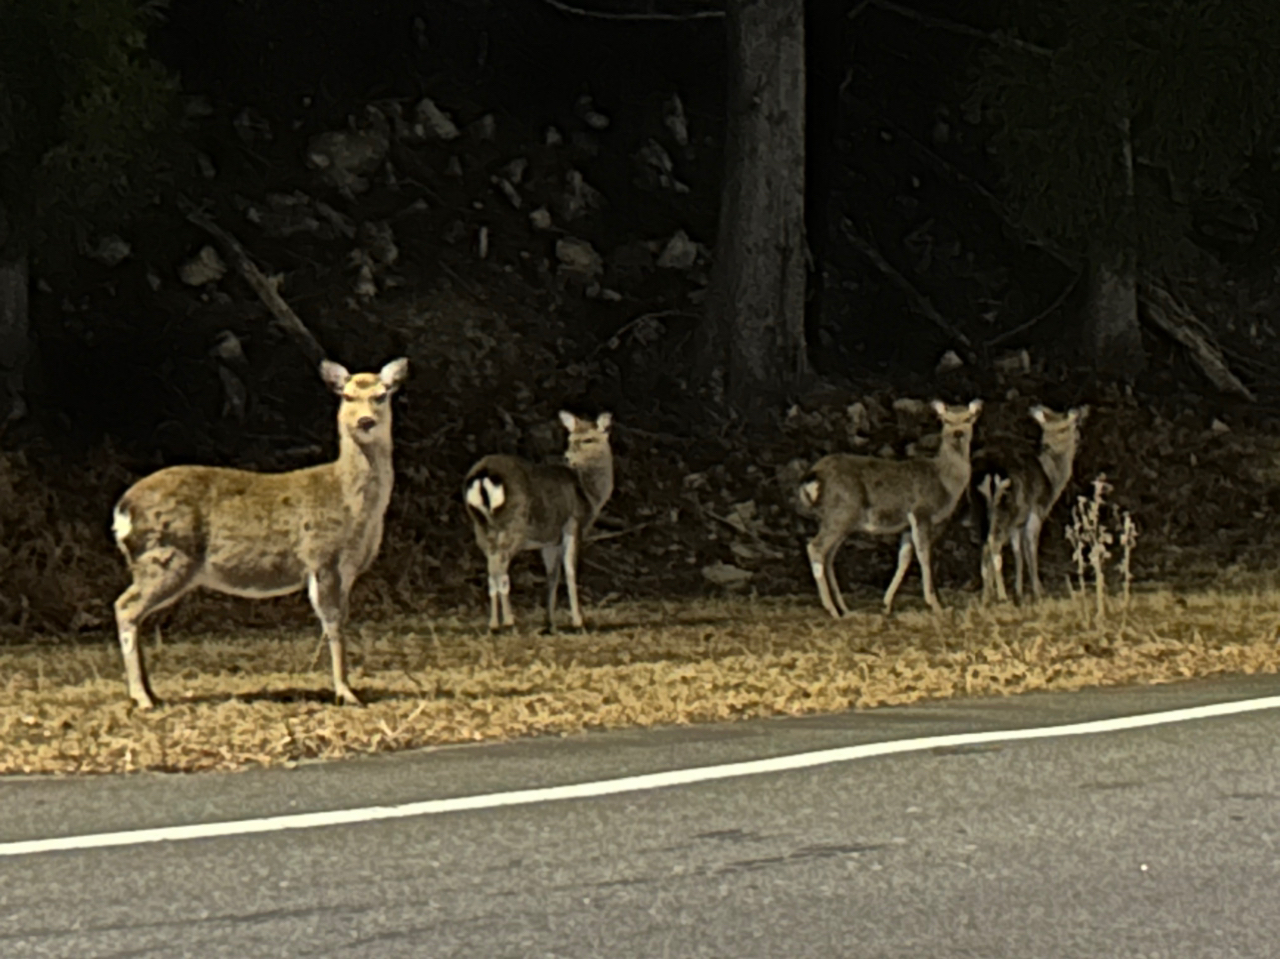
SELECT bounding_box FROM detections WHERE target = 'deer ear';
[968,398,984,415]
[379,357,409,392]
[320,360,351,395]
[559,410,577,431]
[596,412,613,432]
[1030,405,1048,424]
[1070,405,1090,424]
[930,399,947,417]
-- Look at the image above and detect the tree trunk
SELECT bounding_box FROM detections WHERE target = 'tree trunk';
[1086,255,1143,377]
[1086,108,1145,377]
[0,196,29,424]
[703,0,808,414]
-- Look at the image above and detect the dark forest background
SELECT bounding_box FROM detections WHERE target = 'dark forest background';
[2,0,1279,636]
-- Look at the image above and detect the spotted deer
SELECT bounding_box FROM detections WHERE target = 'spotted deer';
[465,411,614,631]
[799,399,983,617]
[971,404,1088,604]
[111,358,409,709]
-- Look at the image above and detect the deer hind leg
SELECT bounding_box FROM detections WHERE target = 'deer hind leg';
[1023,512,1045,602]
[806,527,849,619]
[1009,527,1027,604]
[484,549,515,631]
[882,528,916,616]
[308,568,360,706]
[540,541,565,633]
[114,554,199,709]
[562,521,585,629]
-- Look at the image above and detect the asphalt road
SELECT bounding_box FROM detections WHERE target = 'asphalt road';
[3,675,1280,958]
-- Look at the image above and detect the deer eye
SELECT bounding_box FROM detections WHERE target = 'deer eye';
[373,393,389,405]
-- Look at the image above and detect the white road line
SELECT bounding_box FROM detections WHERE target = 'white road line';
[4,694,1280,858]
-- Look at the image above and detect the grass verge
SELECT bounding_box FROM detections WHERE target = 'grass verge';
[3,588,1279,775]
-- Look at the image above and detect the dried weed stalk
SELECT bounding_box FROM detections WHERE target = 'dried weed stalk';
[1065,473,1138,624]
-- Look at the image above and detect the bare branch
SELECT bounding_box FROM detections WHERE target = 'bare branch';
[539,0,723,21]
[840,220,973,349]
[1138,282,1254,402]
[986,269,1083,349]
[866,0,1053,57]
[181,199,327,367]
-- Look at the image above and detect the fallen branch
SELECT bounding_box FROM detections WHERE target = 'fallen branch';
[539,0,723,20]
[986,268,1083,349]
[181,200,327,367]
[866,0,1053,57]
[1138,282,1254,402]
[841,220,973,349]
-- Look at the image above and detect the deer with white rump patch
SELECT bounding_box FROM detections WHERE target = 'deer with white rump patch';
[800,399,983,617]
[971,404,1088,604]
[111,357,409,709]
[465,411,614,631]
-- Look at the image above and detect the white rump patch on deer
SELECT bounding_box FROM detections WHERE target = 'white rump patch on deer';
[799,478,821,507]
[111,504,132,544]
[466,475,506,516]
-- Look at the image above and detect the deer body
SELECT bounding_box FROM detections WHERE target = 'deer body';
[971,405,1087,604]
[111,358,409,709]
[465,412,613,631]
[800,399,983,616]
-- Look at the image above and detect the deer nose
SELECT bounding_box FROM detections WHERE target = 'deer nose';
[357,415,377,431]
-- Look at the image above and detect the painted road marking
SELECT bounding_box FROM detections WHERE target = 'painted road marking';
[4,694,1280,858]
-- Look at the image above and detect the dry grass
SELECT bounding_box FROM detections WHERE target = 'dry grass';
[3,585,1279,775]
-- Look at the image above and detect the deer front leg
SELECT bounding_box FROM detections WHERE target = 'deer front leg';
[308,569,361,706]
[541,541,565,633]
[910,515,943,615]
[1010,529,1026,603]
[1023,512,1045,602]
[562,521,585,629]
[882,529,916,616]
[806,533,846,619]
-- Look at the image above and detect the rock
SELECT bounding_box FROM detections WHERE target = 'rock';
[545,126,564,146]
[575,94,610,131]
[558,170,603,222]
[500,158,529,185]
[994,349,1031,376]
[664,94,689,146]
[936,349,964,374]
[233,107,272,143]
[179,246,227,287]
[636,139,689,194]
[555,237,603,281]
[494,176,522,209]
[359,220,399,266]
[87,235,131,267]
[657,230,699,270]
[529,207,554,230]
[414,97,460,141]
[305,107,391,195]
[470,113,496,141]
[701,562,754,587]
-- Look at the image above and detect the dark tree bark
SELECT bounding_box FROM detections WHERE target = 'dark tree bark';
[1085,108,1145,377]
[0,197,29,424]
[703,0,809,414]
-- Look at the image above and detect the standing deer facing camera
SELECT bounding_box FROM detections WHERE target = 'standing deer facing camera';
[111,357,409,708]
[465,411,614,631]
[971,404,1088,604]
[800,399,983,617]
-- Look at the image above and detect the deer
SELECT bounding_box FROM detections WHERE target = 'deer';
[110,357,409,709]
[971,404,1088,604]
[799,399,983,617]
[464,411,614,632]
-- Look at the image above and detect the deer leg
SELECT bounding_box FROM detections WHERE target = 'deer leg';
[806,526,848,619]
[1024,512,1045,602]
[307,569,360,706]
[910,515,942,615]
[1010,530,1026,604]
[980,540,997,605]
[824,534,851,617]
[486,550,514,630]
[541,542,564,633]
[113,555,198,709]
[882,529,916,616]
[562,522,585,629]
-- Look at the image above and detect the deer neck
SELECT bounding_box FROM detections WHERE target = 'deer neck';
[1038,433,1078,502]
[573,454,614,523]
[337,432,395,521]
[934,430,974,498]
